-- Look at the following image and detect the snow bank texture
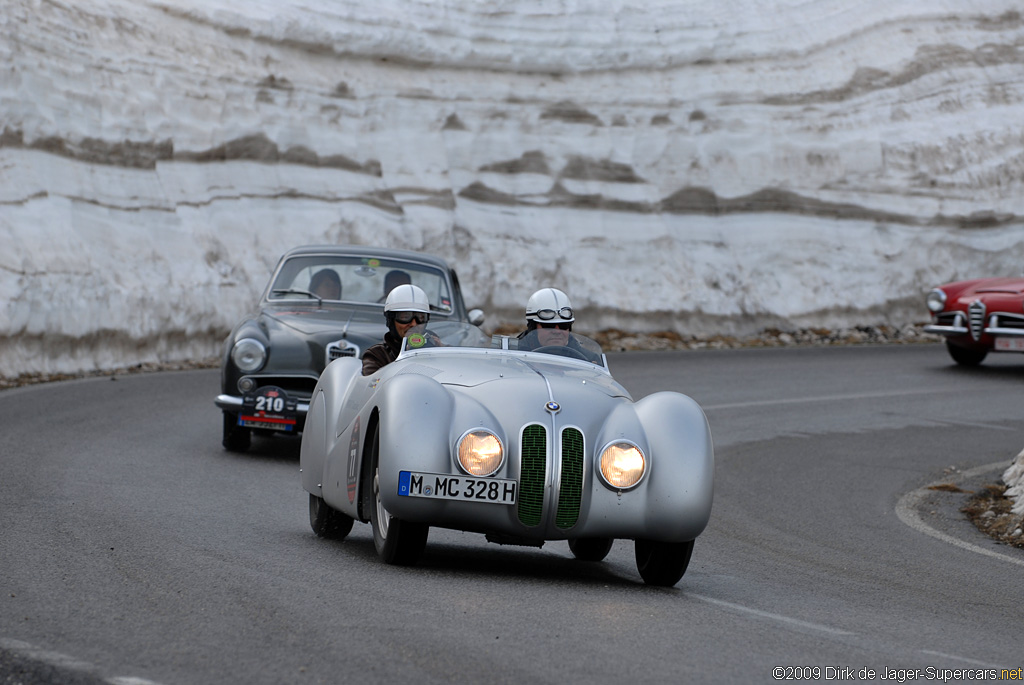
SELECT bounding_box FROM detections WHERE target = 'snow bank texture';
[2,0,1024,376]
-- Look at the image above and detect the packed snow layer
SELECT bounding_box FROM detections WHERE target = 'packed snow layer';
[2,0,1024,377]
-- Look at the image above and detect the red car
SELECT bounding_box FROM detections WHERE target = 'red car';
[924,278,1024,365]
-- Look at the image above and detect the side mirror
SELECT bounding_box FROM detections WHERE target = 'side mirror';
[467,309,485,327]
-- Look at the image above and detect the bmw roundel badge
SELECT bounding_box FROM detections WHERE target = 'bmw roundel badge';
[545,401,560,413]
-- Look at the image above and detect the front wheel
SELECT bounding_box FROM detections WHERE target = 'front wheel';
[635,539,694,587]
[946,341,987,366]
[568,538,613,562]
[309,494,354,539]
[366,424,428,565]
[222,411,251,452]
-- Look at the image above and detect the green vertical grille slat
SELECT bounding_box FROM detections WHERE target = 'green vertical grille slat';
[556,428,584,529]
[517,425,547,527]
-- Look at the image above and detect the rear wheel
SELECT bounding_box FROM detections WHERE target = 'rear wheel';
[568,537,613,562]
[309,494,354,539]
[366,424,428,565]
[222,411,251,452]
[635,539,694,587]
[946,342,987,366]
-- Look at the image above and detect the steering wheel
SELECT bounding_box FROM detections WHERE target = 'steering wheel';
[532,345,589,361]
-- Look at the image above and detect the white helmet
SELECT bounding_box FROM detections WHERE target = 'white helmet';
[384,283,431,314]
[525,287,574,323]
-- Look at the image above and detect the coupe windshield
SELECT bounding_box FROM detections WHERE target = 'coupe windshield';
[267,255,454,313]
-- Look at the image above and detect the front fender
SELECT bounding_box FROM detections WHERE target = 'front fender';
[634,391,714,540]
[300,356,363,496]
[376,373,456,513]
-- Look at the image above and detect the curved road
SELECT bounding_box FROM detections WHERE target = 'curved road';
[2,344,1022,684]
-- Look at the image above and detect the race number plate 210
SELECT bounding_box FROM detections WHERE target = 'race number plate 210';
[398,471,516,504]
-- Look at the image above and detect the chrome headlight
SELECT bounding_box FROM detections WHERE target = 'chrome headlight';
[231,338,267,373]
[598,441,646,490]
[457,430,503,476]
[926,288,947,313]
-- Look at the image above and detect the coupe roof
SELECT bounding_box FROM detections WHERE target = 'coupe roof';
[279,245,453,271]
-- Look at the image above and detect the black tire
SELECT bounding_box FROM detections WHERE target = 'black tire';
[366,424,428,565]
[568,537,614,562]
[635,539,694,587]
[946,341,987,367]
[309,493,354,539]
[222,411,251,452]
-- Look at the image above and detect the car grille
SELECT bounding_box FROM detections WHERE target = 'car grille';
[518,425,547,527]
[556,428,584,530]
[994,313,1024,330]
[516,425,585,530]
[968,300,986,341]
[326,340,360,365]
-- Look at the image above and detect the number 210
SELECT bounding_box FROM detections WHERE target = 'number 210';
[255,396,285,412]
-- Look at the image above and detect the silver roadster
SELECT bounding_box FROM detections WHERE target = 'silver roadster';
[300,322,714,586]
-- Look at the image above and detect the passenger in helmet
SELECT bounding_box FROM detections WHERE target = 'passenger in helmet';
[516,287,599,362]
[362,284,434,376]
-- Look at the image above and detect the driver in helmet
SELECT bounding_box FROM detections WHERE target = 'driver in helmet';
[516,287,599,362]
[362,283,436,376]
[518,287,575,347]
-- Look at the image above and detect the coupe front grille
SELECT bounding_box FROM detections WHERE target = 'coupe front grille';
[556,428,584,530]
[968,300,986,341]
[326,340,360,364]
[994,313,1024,331]
[517,425,547,527]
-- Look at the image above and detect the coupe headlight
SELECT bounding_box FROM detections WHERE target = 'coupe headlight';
[231,338,267,373]
[457,430,503,476]
[926,288,947,313]
[599,441,646,490]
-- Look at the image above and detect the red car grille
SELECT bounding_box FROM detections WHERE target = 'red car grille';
[968,300,986,341]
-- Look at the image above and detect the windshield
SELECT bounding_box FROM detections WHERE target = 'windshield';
[399,322,607,368]
[266,254,454,313]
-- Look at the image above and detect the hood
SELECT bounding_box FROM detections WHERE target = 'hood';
[254,306,385,375]
[400,350,630,400]
[969,278,1024,295]
[261,304,384,337]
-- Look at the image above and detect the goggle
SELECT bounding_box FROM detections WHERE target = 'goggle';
[393,311,429,325]
[529,307,573,321]
[538,322,571,330]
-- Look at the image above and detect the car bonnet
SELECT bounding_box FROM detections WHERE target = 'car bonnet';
[402,351,631,400]
[262,306,382,336]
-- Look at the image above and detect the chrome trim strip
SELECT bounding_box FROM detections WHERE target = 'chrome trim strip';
[984,327,1024,337]
[922,324,967,336]
[215,394,244,408]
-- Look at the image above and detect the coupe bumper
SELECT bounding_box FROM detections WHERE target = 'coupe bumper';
[924,311,1024,340]
[214,394,311,415]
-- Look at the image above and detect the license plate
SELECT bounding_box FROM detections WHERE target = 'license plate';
[398,471,517,504]
[239,416,296,431]
[995,337,1024,351]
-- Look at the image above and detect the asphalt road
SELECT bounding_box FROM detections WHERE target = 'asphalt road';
[2,343,1023,684]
